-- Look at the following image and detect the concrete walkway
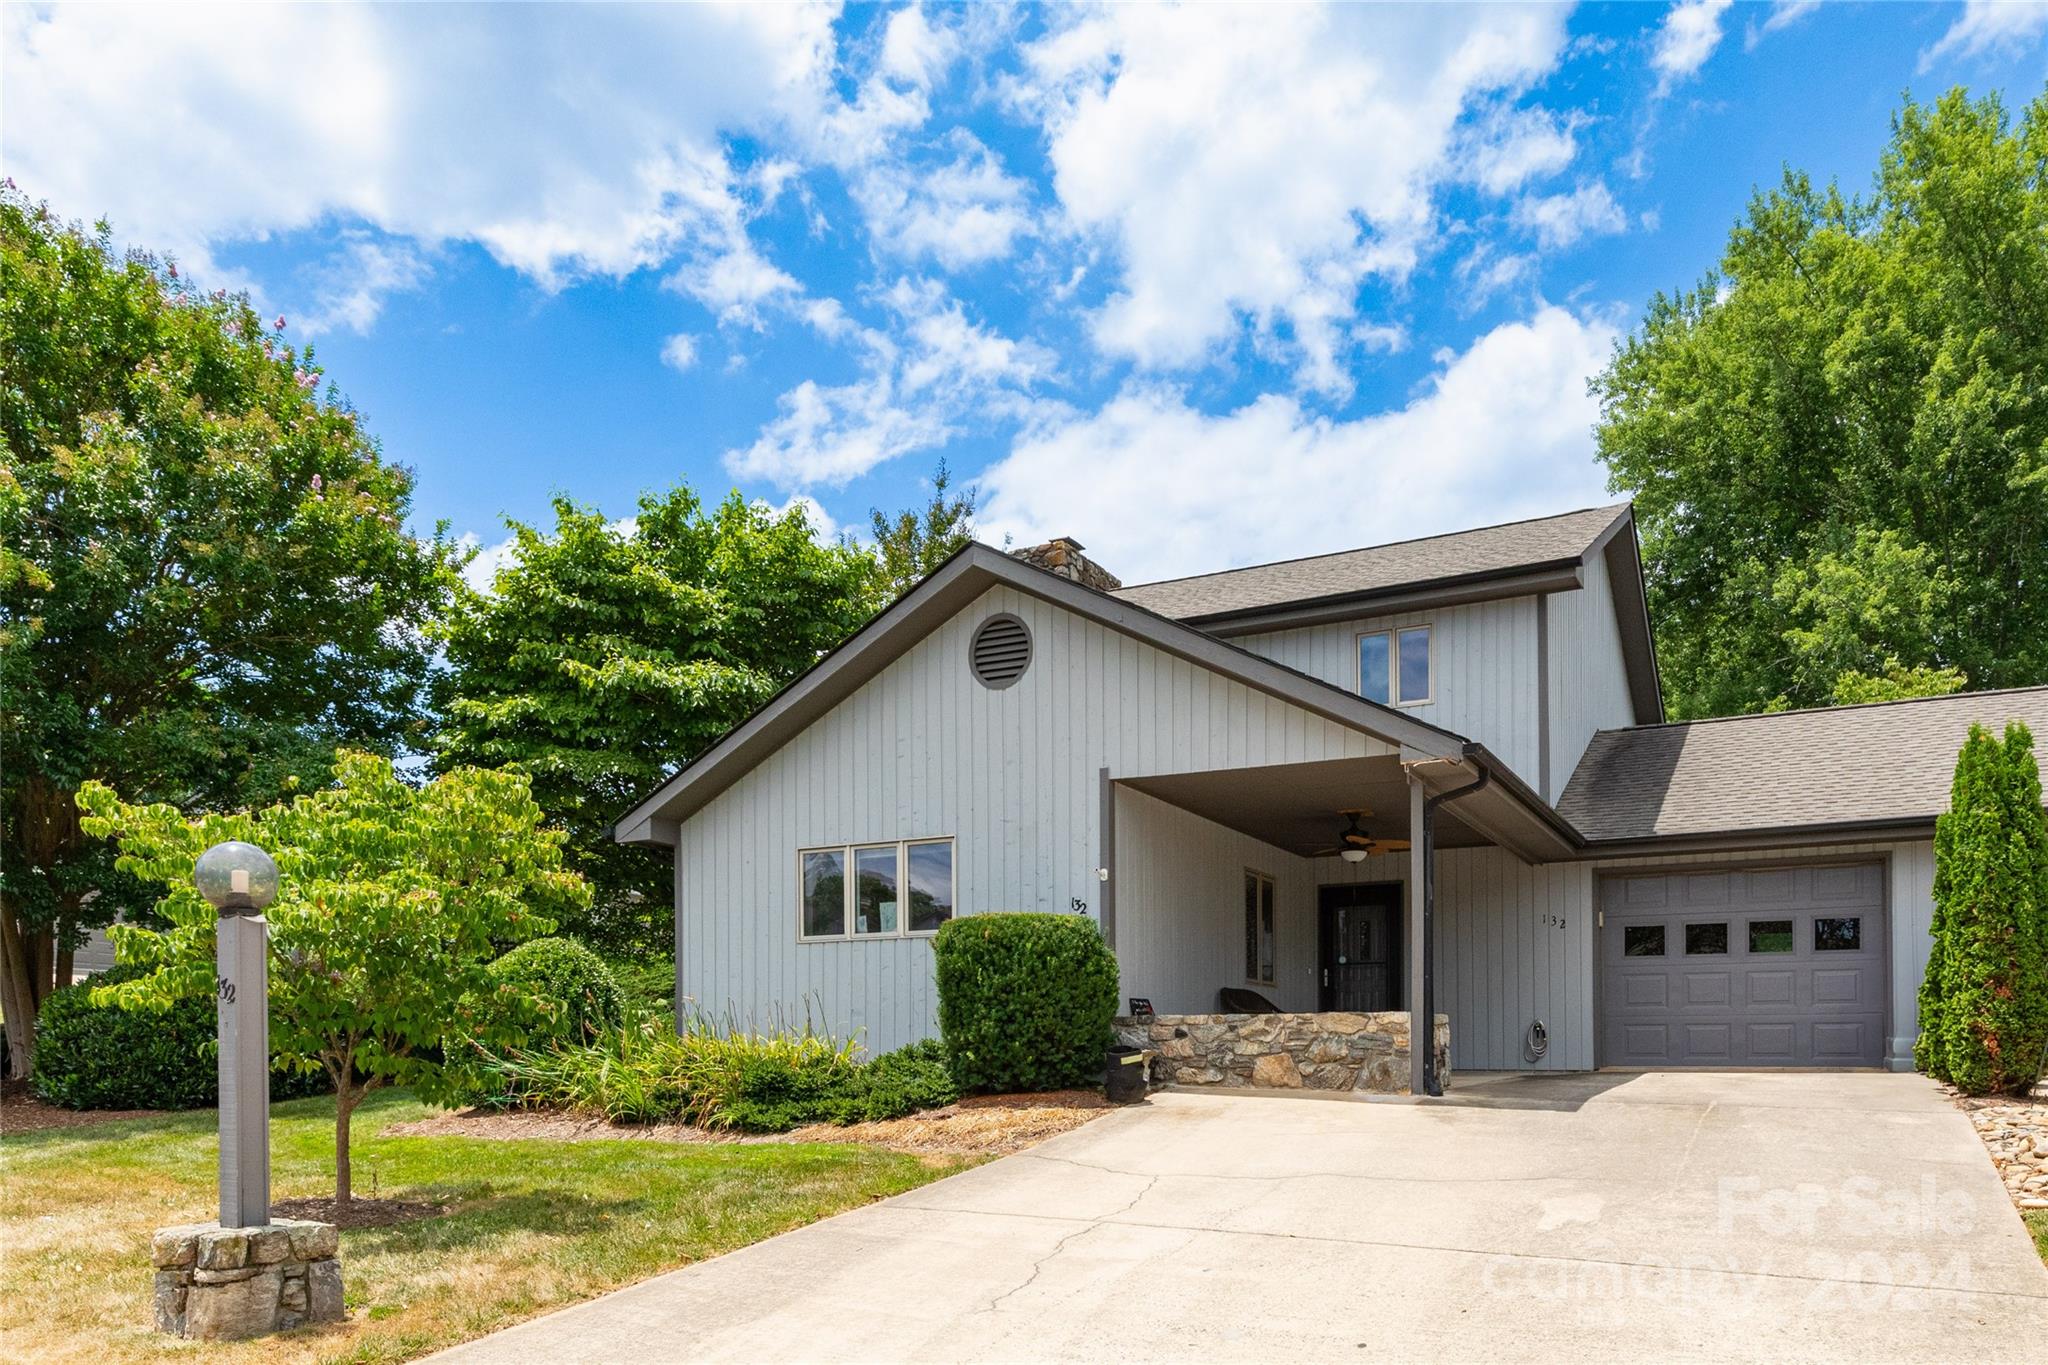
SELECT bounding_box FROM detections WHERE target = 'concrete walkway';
[434,1072,2047,1363]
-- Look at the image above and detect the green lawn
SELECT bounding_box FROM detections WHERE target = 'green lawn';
[2027,1208,2048,1265]
[1,1090,975,1364]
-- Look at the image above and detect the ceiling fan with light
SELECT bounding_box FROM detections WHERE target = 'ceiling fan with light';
[1310,809,1412,863]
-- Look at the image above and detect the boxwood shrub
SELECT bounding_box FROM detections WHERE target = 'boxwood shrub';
[483,937,625,1049]
[933,913,1120,1093]
[31,962,325,1110]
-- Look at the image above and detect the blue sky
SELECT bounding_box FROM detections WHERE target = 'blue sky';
[6,1,2047,586]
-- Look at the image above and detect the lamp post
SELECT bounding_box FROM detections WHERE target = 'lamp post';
[195,841,278,1229]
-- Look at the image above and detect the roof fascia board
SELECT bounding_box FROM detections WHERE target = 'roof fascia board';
[1190,562,1586,637]
[1572,816,1938,859]
[616,543,1471,844]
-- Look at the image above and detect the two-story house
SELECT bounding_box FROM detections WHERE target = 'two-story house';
[614,504,2048,1086]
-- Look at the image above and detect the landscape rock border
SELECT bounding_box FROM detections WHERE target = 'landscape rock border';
[1943,1082,2048,1212]
[151,1218,343,1339]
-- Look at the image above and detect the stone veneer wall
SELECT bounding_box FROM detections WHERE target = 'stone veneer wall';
[1113,1011,1450,1094]
[152,1219,344,1339]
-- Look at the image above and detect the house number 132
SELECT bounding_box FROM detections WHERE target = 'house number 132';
[1541,913,1566,930]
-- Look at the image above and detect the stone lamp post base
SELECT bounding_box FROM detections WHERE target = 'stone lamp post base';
[151,1219,343,1339]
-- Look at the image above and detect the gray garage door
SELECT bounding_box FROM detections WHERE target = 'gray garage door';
[1599,863,1886,1067]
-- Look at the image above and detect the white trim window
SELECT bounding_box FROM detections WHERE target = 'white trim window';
[799,838,955,941]
[1358,625,1432,707]
[1244,869,1276,986]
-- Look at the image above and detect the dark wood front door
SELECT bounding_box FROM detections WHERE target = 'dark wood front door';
[1319,883,1402,1012]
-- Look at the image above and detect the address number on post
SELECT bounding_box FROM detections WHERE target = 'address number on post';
[217,976,237,1004]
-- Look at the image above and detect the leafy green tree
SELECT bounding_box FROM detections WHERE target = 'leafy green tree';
[1593,89,2048,719]
[0,189,459,1076]
[431,487,877,954]
[77,752,588,1204]
[1917,723,2048,1095]
[868,459,977,599]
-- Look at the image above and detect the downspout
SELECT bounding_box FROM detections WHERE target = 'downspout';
[1420,762,1489,1097]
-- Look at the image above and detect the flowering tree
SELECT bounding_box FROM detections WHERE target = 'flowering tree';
[0,186,461,1076]
[78,753,589,1205]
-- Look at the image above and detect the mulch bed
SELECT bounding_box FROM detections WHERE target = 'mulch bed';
[271,1195,447,1230]
[383,1089,1115,1158]
[0,1078,166,1134]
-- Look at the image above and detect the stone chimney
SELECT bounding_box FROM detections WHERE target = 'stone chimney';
[1010,536,1122,592]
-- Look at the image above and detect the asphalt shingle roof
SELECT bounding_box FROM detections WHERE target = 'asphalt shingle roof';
[1558,686,2048,842]
[1111,504,1630,621]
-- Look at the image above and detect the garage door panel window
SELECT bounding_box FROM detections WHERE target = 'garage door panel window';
[1685,922,1728,955]
[1748,920,1793,953]
[1813,917,1862,951]
[1624,925,1665,957]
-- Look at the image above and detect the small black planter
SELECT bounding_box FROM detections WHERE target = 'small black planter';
[1104,1045,1148,1104]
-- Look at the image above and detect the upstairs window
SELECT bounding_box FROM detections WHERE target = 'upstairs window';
[1359,626,1432,706]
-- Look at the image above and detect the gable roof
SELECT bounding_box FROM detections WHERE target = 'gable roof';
[612,541,1500,846]
[1558,685,2048,849]
[1113,503,1632,624]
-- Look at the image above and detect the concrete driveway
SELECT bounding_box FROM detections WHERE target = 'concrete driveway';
[436,1072,2046,1363]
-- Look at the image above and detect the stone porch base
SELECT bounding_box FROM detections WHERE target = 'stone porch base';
[1113,1011,1450,1094]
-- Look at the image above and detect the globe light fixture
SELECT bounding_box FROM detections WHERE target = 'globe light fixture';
[194,841,279,915]
[197,840,277,1228]
[1339,848,1369,864]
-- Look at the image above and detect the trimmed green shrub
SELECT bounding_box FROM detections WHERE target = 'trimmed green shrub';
[1917,722,2048,1095]
[933,913,1120,1093]
[605,953,677,1022]
[719,1051,856,1132]
[30,962,325,1110]
[851,1039,959,1119]
[484,937,624,1049]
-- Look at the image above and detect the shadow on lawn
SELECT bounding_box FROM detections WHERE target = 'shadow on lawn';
[338,1187,658,1258]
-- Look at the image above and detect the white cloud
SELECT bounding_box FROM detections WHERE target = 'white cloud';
[1746,1,1821,50]
[302,236,429,335]
[1460,104,1581,195]
[1455,244,1538,309]
[755,493,844,544]
[725,280,1053,489]
[879,3,961,91]
[458,532,521,595]
[0,3,847,307]
[1650,0,1734,94]
[1920,1,2048,71]
[853,131,1034,269]
[977,306,1618,583]
[1010,3,1570,396]
[660,334,700,372]
[1513,181,1629,249]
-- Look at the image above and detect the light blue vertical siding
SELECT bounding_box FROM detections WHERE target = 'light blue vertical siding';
[673,583,1398,1055]
[1232,597,1543,781]
[1544,551,1637,796]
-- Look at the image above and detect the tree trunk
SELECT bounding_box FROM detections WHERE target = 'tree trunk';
[0,906,39,1080]
[335,1080,357,1207]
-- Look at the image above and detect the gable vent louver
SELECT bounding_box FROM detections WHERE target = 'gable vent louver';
[970,614,1032,690]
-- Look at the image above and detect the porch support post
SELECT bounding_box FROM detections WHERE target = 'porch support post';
[1405,767,1428,1096]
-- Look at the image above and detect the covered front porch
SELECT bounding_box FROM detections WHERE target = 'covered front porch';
[1102,751,1588,1089]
